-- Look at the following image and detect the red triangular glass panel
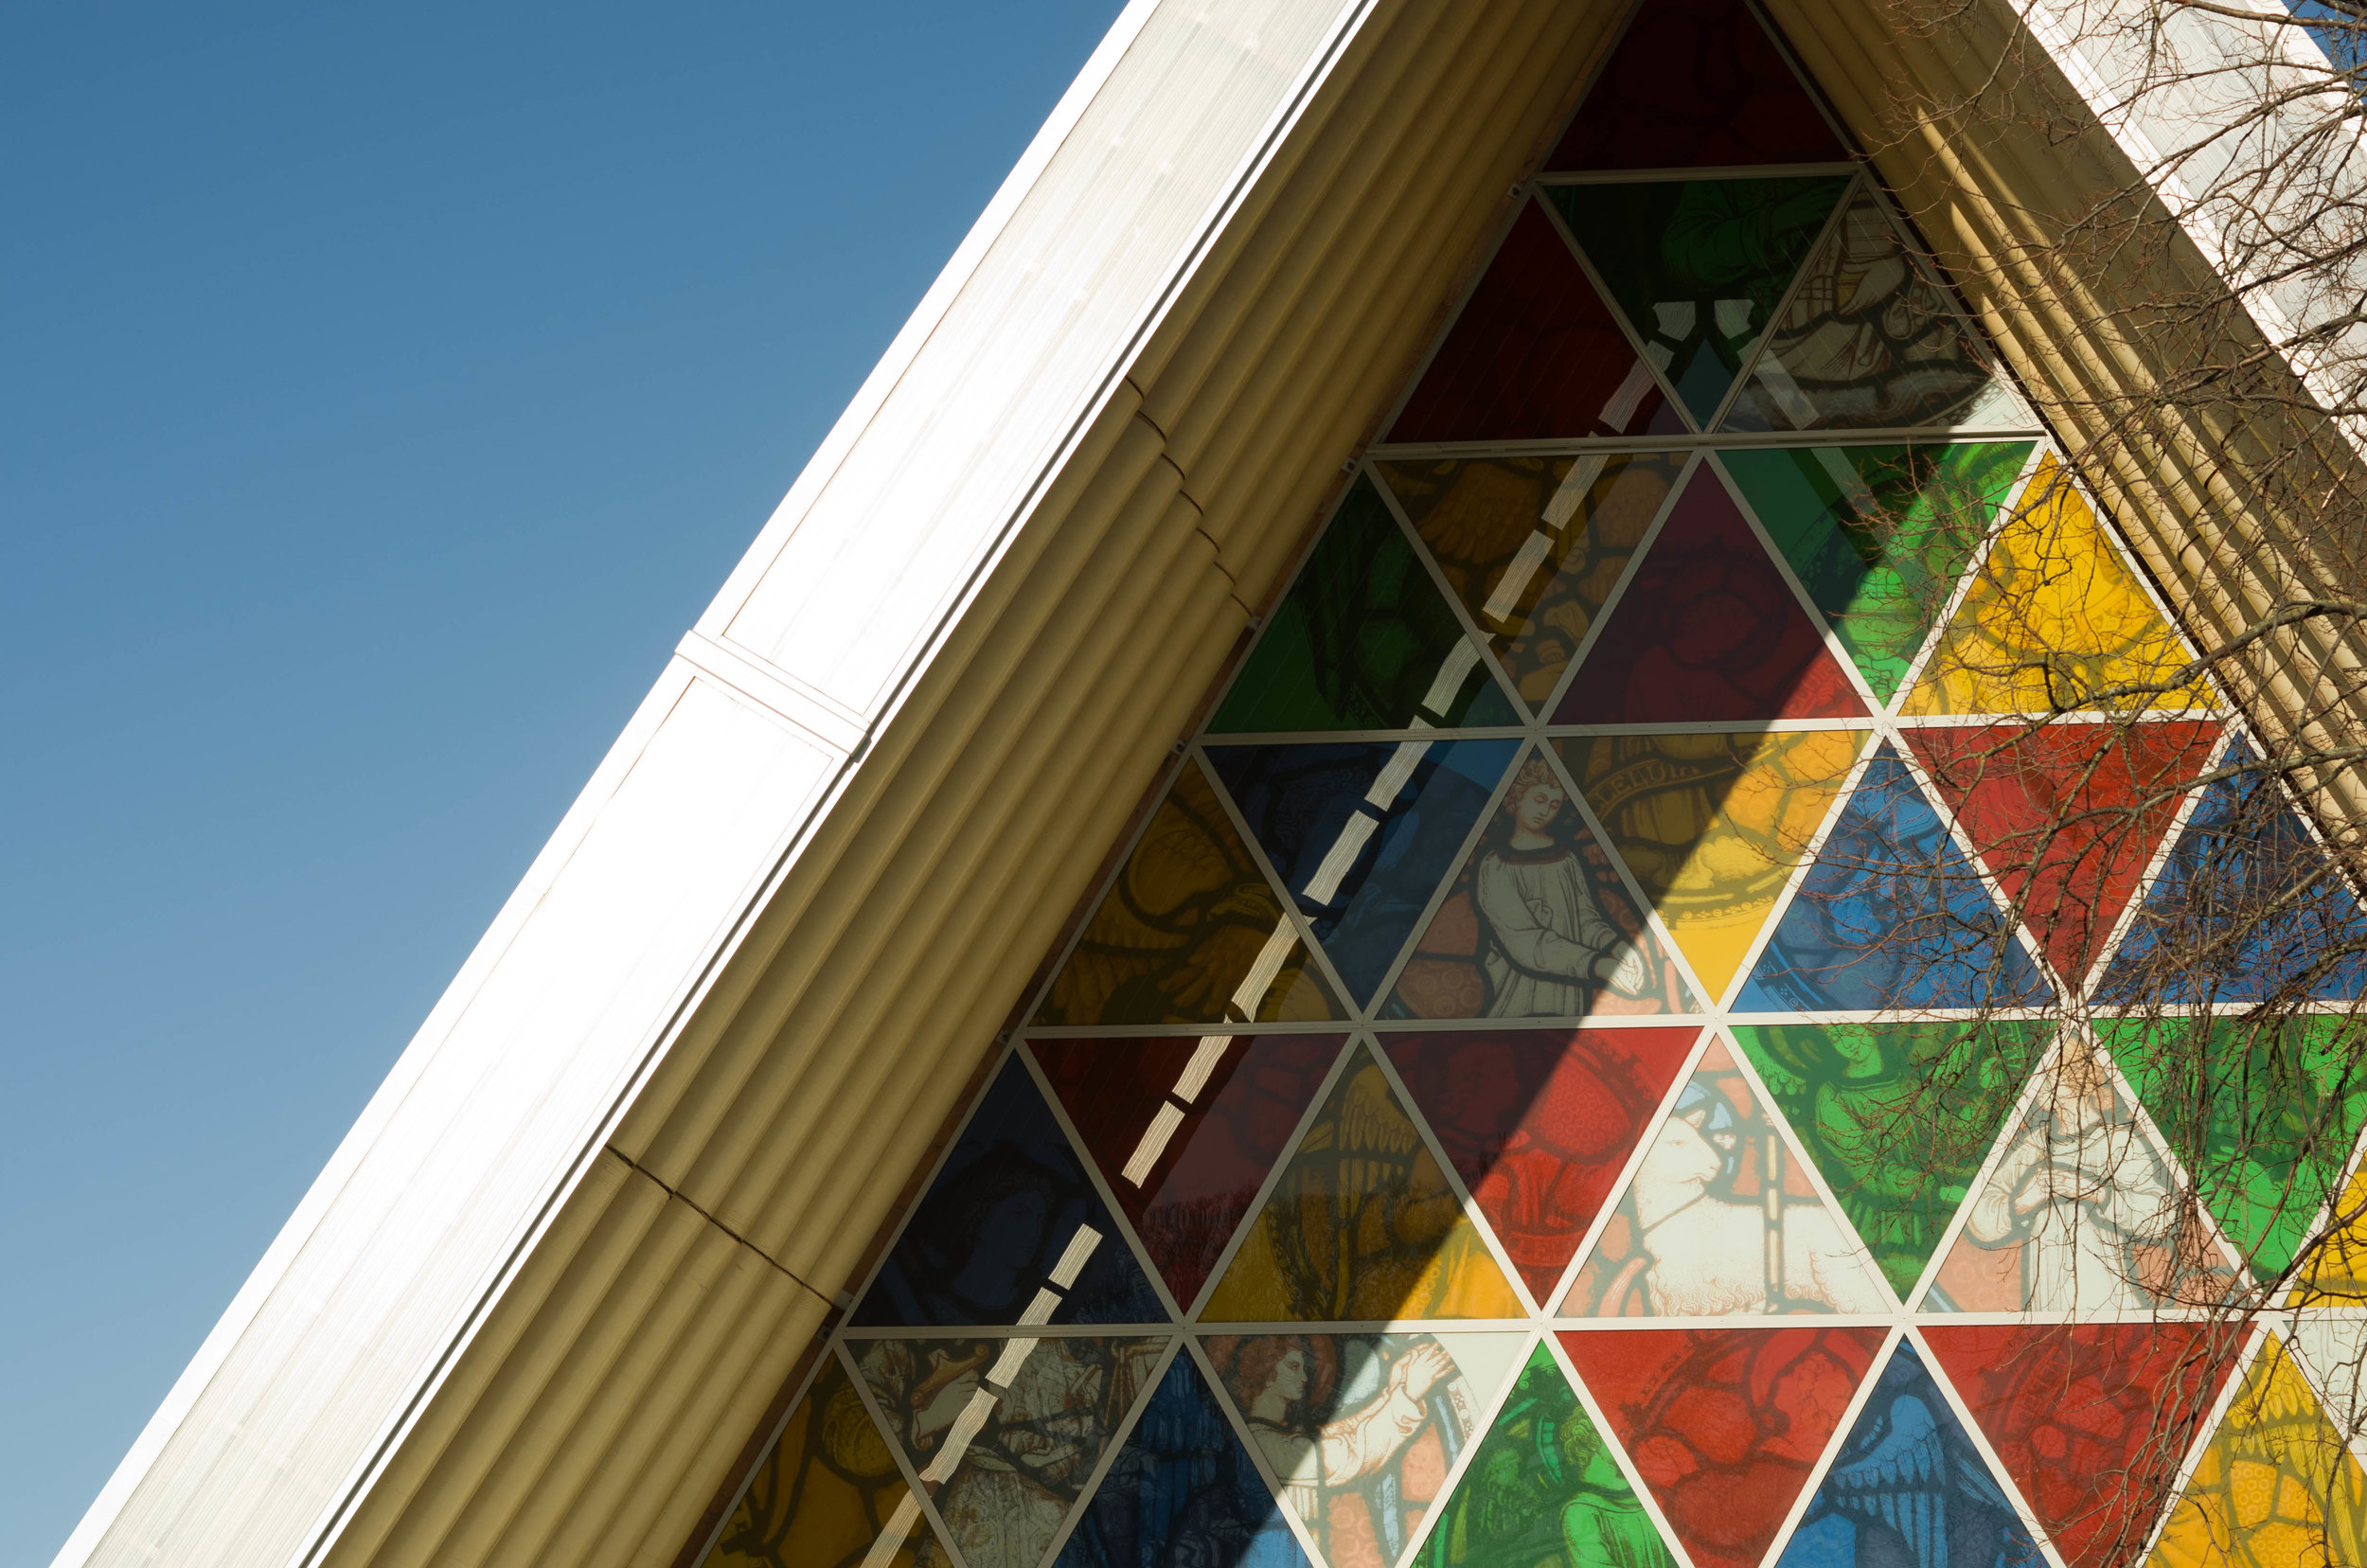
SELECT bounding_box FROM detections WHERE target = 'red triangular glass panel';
[1559,1326,1884,1568]
[1388,201,1678,442]
[1906,720,2221,985]
[1029,1034,1343,1310]
[1923,1323,2243,1568]
[1554,463,1865,723]
[1547,0,1849,171]
[1382,1027,1700,1303]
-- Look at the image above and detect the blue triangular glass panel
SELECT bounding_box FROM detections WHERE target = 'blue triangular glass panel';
[2098,738,2367,1003]
[1053,1350,1309,1568]
[1207,739,1520,1006]
[851,1056,1165,1327]
[1739,744,2050,1010]
[1773,1342,2039,1568]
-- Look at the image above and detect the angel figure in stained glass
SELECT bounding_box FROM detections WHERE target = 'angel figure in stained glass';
[1949,1050,2222,1314]
[1478,758,1650,1017]
[1212,1336,1481,1568]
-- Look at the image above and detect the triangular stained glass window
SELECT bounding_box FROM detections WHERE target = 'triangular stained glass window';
[1034,757,1343,1028]
[1206,738,1520,1007]
[1382,745,1695,1022]
[1200,1043,1524,1321]
[1722,184,2036,434]
[1922,1322,2242,1568]
[1906,719,2222,988]
[1730,1022,2050,1299]
[1383,1026,1702,1305]
[1211,475,1517,734]
[1199,1332,1529,1568]
[1719,441,2034,704]
[1545,0,1848,171]
[1551,460,1866,724]
[851,1336,1168,1568]
[1030,1034,1344,1312]
[1559,728,1868,1001]
[1771,1342,2038,1568]
[1548,176,1851,427]
[1376,450,1688,714]
[1558,1326,1884,1568]
[1388,201,1680,443]
[851,1056,1166,1327]
[1560,1037,1891,1316]
[1423,1342,1679,1568]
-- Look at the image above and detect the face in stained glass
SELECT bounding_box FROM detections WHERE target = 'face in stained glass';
[1386,752,1689,1023]
[1201,1332,1527,1568]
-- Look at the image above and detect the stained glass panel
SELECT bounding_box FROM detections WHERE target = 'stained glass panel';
[1548,177,1850,427]
[702,9,2355,1567]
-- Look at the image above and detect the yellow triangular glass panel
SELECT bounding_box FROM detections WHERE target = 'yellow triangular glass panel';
[2149,1335,2367,1568]
[2292,1161,2367,1308]
[1905,456,2210,714]
[1557,729,1868,1000]
[1201,1044,1523,1320]
[1559,1037,1891,1315]
[701,1352,952,1568]
[1034,756,1343,1026]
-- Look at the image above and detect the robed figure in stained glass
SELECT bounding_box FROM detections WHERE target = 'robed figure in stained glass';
[1477,758,1650,1016]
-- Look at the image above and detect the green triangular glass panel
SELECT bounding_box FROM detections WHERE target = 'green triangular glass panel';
[1212,475,1512,731]
[1548,177,1851,426]
[1422,1341,1677,1568]
[1720,187,2036,433]
[1731,1021,2052,1297]
[2101,1013,2367,1280]
[1719,442,2033,702]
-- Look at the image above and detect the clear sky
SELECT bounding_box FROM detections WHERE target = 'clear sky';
[0,5,1126,1560]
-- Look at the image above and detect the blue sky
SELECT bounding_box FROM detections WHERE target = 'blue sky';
[0,5,1125,1559]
